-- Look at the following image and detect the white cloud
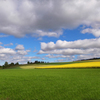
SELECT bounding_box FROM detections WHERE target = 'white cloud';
[41,58,46,60]
[15,44,24,50]
[11,56,40,64]
[0,54,5,57]
[33,49,37,52]
[0,42,2,45]
[17,49,30,55]
[45,54,75,61]
[77,53,100,60]
[0,48,16,54]
[55,59,66,62]
[0,35,8,37]
[4,43,13,46]
[81,28,100,37]
[38,37,42,41]
[0,43,40,64]
[45,54,73,58]
[33,30,62,38]
[17,50,28,55]
[0,0,100,37]
[40,38,100,51]
[39,48,97,55]
[39,38,100,60]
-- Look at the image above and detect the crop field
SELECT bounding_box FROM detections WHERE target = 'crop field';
[0,68,100,100]
[36,61,100,69]
[19,64,56,69]
[8,59,100,69]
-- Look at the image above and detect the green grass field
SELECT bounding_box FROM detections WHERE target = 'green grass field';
[0,68,100,100]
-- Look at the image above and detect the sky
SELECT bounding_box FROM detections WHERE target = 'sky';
[0,0,100,65]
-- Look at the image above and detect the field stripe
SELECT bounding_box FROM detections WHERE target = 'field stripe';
[36,62,100,69]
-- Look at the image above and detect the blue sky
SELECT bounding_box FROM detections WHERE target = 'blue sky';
[0,0,100,65]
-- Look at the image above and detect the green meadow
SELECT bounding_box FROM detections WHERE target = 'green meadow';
[0,68,100,100]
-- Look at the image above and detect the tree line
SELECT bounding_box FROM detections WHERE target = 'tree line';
[0,62,19,69]
[0,60,47,69]
[27,60,45,64]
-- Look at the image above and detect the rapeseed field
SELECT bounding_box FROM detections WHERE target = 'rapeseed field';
[36,61,100,69]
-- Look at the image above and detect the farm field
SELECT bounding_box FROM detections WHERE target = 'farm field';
[36,61,100,69]
[8,59,100,69]
[0,69,100,100]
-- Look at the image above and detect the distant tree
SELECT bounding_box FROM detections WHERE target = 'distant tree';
[38,61,40,63]
[4,61,8,66]
[0,65,1,69]
[41,61,44,63]
[30,62,33,64]
[15,62,19,65]
[0,65,3,69]
[34,60,40,64]
[27,61,30,64]
[10,62,14,66]
[3,61,9,69]
[34,61,38,63]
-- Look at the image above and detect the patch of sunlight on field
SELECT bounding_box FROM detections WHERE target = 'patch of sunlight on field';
[20,65,56,69]
[20,66,36,69]
[36,61,100,69]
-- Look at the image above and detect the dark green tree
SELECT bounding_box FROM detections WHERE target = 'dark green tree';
[27,61,30,64]
[34,60,40,64]
[0,65,1,69]
[3,61,9,69]
[4,61,8,66]
[10,62,14,66]
[15,62,19,65]
[41,61,44,63]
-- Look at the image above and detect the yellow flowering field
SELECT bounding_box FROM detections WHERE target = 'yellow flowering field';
[36,61,100,69]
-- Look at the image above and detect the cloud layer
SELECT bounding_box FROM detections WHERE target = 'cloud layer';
[0,43,40,64]
[39,38,100,60]
[40,38,100,51]
[0,0,100,37]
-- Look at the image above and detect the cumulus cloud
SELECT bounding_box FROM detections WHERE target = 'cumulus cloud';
[4,43,13,46]
[15,45,31,55]
[81,28,100,37]
[0,54,5,57]
[0,0,100,37]
[39,48,97,55]
[45,54,74,58]
[0,35,8,37]
[15,45,24,50]
[0,42,2,45]
[45,54,75,62]
[0,43,40,64]
[77,53,100,60]
[39,38,100,60]
[33,49,37,52]
[32,30,62,38]
[17,50,28,55]
[81,23,100,37]
[17,49,31,55]
[55,59,66,62]
[0,48,16,54]
[40,38,100,51]
[11,56,40,64]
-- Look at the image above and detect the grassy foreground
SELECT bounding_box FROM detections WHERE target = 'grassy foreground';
[0,69,100,100]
